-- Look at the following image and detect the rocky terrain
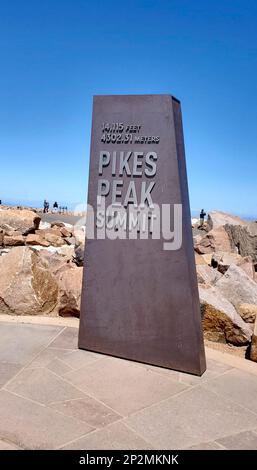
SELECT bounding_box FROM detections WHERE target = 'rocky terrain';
[0,206,85,318]
[1,205,257,363]
[194,210,257,362]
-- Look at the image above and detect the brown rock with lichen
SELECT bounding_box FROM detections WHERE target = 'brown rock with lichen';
[196,265,222,285]
[250,317,257,362]
[199,285,252,345]
[237,303,257,324]
[0,246,58,315]
[195,227,233,254]
[0,230,3,246]
[4,234,24,246]
[195,253,207,265]
[25,234,50,247]
[43,232,65,247]
[60,226,73,238]
[57,267,83,317]
[0,208,40,232]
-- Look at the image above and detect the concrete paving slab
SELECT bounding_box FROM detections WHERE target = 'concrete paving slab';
[1,319,257,450]
[50,396,122,428]
[46,358,73,376]
[187,442,224,450]
[61,349,102,370]
[0,323,63,365]
[65,356,188,416]
[129,360,181,381]
[29,347,73,367]
[49,327,79,349]
[216,430,257,450]
[60,422,153,450]
[31,348,101,376]
[125,386,257,449]
[0,390,94,449]
[206,346,257,377]
[5,367,86,405]
[204,369,257,415]
[0,363,22,387]
[179,358,233,386]
[0,438,22,450]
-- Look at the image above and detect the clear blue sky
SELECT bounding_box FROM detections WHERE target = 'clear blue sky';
[0,0,256,216]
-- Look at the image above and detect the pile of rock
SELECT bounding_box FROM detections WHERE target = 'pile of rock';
[194,211,257,362]
[0,207,85,318]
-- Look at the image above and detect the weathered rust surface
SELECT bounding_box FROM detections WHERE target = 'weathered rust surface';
[79,95,206,376]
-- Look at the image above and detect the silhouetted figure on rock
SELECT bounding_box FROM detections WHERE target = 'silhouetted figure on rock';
[199,209,206,228]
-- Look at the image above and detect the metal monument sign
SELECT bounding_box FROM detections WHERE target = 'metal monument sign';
[79,94,206,375]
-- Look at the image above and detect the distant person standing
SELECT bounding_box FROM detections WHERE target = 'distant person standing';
[199,209,206,227]
[43,199,49,213]
[53,201,58,213]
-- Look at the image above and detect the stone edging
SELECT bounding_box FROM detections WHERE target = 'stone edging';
[0,314,79,328]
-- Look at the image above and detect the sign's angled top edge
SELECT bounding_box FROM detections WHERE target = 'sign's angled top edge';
[92,94,181,103]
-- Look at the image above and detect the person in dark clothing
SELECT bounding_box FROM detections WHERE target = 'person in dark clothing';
[43,199,49,213]
[199,209,206,227]
[53,201,58,209]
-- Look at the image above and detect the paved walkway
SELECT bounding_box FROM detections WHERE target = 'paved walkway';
[41,213,82,226]
[0,318,257,450]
